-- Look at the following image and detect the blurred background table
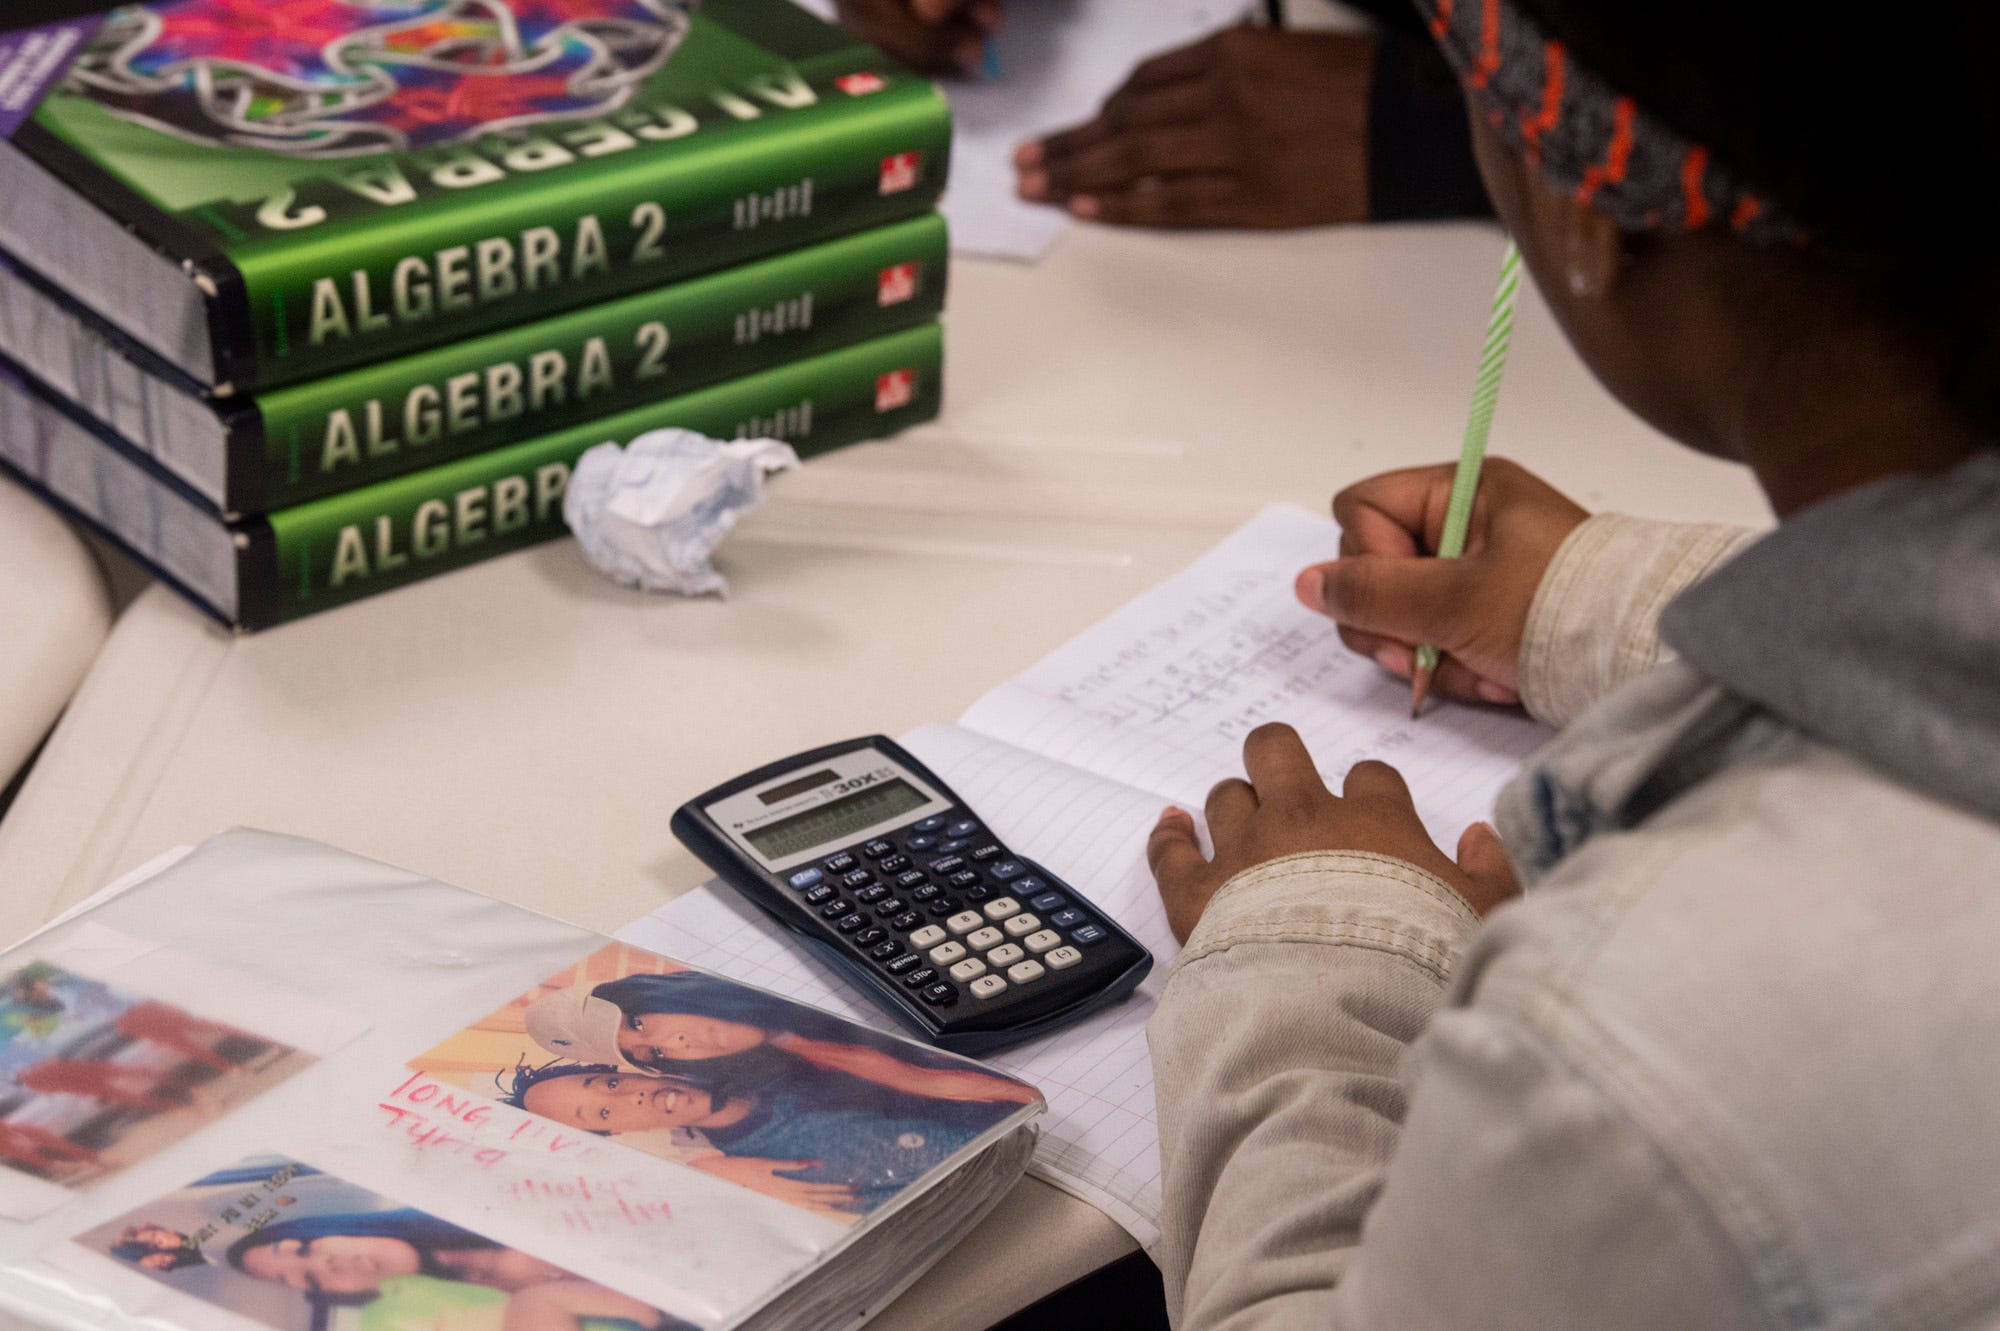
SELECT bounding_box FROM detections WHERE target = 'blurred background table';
[0,220,1768,1328]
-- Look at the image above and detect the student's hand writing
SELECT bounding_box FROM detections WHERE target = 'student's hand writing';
[690,1155,858,1215]
[1297,458,1588,706]
[834,0,1000,75]
[1148,723,1519,943]
[1014,26,1372,228]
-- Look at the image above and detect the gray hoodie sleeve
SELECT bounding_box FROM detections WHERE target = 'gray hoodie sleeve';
[1518,515,1756,728]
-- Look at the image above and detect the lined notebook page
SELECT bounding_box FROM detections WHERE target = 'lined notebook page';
[622,505,1552,1243]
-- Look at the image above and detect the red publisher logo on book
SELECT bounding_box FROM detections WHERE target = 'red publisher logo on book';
[879,152,920,195]
[876,369,915,412]
[836,71,886,95]
[878,263,918,306]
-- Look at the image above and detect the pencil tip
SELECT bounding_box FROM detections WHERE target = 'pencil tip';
[1409,666,1433,720]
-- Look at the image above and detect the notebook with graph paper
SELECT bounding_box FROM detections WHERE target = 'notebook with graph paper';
[620,504,1552,1244]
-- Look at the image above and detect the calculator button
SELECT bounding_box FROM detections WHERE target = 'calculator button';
[823,853,857,873]
[921,983,957,1006]
[946,910,984,935]
[948,958,988,982]
[1030,892,1066,912]
[969,843,1003,862]
[862,840,895,859]
[1072,924,1108,945]
[895,870,928,889]
[1012,877,1047,896]
[927,900,959,917]
[903,834,938,853]
[966,926,1004,951]
[1050,908,1086,928]
[928,856,966,876]
[902,966,938,988]
[909,924,946,948]
[873,898,906,918]
[929,941,967,965]
[946,819,981,838]
[1004,913,1041,937]
[989,860,1027,881]
[987,943,1025,967]
[914,816,946,833]
[819,899,852,918]
[788,868,824,890]
[841,869,874,889]
[805,884,836,904]
[870,940,903,960]
[948,871,980,888]
[1024,930,1062,954]
[964,884,994,903]
[912,884,942,902]
[982,897,1021,920]
[1047,946,1084,970]
[1007,960,1047,984]
[970,974,1009,1000]
[937,838,973,854]
[887,953,922,975]
[890,911,922,931]
[877,854,910,874]
[855,884,889,904]
[835,914,866,933]
[855,927,886,947]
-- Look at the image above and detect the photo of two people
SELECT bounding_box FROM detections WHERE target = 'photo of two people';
[79,1155,699,1331]
[0,960,311,1192]
[409,944,1040,1219]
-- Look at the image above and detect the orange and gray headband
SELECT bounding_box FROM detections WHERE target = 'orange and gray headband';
[1414,0,1803,244]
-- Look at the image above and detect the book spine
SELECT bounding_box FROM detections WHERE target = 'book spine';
[252,213,949,512]
[210,72,951,391]
[253,322,944,629]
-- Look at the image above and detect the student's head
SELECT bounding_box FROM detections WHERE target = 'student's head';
[499,1061,725,1135]
[121,1223,188,1250]
[1420,1,1998,511]
[224,1208,493,1301]
[110,1234,205,1272]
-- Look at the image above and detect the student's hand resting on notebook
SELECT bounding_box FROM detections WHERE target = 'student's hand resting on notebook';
[1296,459,1588,706]
[1014,26,1374,228]
[1148,723,1519,943]
[834,0,1000,75]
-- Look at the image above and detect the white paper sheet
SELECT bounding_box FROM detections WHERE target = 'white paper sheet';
[794,0,1245,259]
[625,505,1553,1242]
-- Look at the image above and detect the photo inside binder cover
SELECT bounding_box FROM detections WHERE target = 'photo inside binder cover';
[77,1155,701,1331]
[408,943,1038,1222]
[0,961,313,1192]
[69,1,697,158]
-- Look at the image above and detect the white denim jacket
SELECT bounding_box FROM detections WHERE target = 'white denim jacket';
[1151,454,2000,1330]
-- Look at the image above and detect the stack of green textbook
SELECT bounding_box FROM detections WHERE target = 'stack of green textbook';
[0,0,950,628]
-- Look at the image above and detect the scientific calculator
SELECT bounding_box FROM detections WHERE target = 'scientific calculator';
[671,736,1153,1054]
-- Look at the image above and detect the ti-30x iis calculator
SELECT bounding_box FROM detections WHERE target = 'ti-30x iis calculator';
[671,736,1152,1054]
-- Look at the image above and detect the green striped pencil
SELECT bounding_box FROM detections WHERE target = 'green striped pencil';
[1411,239,1524,718]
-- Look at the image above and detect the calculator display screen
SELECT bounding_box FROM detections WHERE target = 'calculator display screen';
[742,778,930,862]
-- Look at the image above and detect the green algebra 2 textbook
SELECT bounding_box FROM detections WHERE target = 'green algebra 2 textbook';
[0,0,950,393]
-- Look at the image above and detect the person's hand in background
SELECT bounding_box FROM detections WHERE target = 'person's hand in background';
[834,0,1001,76]
[1296,459,1589,707]
[1013,25,1374,228]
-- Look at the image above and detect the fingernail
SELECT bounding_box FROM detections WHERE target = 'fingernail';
[1476,679,1519,704]
[1018,169,1048,200]
[1014,139,1043,168]
[1375,644,1413,677]
[1069,196,1101,219]
[1293,566,1327,612]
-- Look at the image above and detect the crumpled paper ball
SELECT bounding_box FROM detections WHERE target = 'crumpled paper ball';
[563,428,800,596]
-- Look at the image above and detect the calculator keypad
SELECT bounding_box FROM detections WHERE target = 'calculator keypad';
[768,808,1135,1022]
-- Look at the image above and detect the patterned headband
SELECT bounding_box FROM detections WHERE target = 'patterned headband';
[1413,0,1803,244]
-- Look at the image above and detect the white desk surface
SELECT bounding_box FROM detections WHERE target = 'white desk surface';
[0,476,112,792]
[0,220,1769,1329]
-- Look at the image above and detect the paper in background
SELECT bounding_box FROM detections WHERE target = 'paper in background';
[793,0,1248,259]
